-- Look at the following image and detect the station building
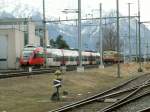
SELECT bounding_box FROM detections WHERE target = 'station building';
[0,18,49,69]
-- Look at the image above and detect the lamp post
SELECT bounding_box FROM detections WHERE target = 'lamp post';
[116,0,120,78]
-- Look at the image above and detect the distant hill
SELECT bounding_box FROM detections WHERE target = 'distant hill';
[0,2,150,56]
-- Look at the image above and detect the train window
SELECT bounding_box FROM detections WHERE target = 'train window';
[76,57,79,61]
[92,56,96,61]
[64,56,68,61]
[70,57,74,61]
[56,57,59,61]
[47,53,52,58]
[53,57,56,61]
[82,57,84,61]
[87,56,90,61]
[83,57,86,61]
[75,57,78,61]
[56,57,62,61]
[85,56,88,61]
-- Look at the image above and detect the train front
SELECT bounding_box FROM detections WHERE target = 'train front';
[19,50,33,67]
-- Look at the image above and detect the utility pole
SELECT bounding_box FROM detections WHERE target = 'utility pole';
[77,0,84,72]
[135,19,138,62]
[144,27,146,63]
[116,0,120,78]
[123,39,126,64]
[128,3,132,62]
[43,0,47,67]
[138,0,143,72]
[99,3,104,68]
[146,41,149,62]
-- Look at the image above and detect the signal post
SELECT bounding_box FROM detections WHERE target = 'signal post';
[51,70,62,101]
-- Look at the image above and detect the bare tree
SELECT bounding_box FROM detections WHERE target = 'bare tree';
[103,24,117,50]
[101,11,123,51]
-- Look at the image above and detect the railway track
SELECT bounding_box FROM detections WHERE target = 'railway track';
[49,73,150,112]
[0,68,57,79]
[138,107,150,112]
[100,80,150,112]
[0,65,98,79]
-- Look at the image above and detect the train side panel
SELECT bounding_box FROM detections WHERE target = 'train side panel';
[46,48,63,66]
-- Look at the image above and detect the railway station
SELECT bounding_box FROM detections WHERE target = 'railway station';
[1,0,150,112]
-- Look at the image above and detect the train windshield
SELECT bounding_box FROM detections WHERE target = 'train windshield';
[23,51,33,58]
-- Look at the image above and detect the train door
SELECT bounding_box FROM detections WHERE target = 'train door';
[0,35,8,69]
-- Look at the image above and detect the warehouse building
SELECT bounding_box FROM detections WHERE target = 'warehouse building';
[0,29,24,69]
[0,18,49,69]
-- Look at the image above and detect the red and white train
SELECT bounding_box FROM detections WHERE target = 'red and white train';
[19,46,45,67]
[19,45,123,67]
[19,45,101,67]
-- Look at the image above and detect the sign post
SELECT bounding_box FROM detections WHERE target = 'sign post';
[51,70,62,101]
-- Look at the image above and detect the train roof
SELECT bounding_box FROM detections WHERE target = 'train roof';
[82,51,91,56]
[23,46,43,52]
[46,48,63,56]
[103,50,118,54]
[23,47,36,51]
[63,49,78,56]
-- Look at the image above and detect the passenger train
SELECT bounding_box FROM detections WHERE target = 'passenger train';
[19,45,100,67]
[19,45,122,67]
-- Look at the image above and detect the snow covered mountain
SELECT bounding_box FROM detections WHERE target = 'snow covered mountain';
[0,2,150,56]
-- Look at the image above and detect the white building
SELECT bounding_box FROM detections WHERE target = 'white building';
[0,29,24,69]
[0,18,49,69]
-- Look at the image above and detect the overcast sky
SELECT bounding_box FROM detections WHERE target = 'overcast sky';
[1,0,150,23]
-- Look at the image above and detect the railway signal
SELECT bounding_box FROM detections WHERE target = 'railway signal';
[51,70,62,101]
[53,79,61,88]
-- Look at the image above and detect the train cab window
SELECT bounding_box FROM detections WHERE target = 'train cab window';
[23,51,32,57]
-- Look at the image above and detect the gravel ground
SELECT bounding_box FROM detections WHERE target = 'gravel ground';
[0,64,146,112]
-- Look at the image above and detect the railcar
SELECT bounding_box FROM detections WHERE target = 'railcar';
[20,46,101,67]
[19,46,44,67]
[82,51,91,65]
[62,49,78,66]
[103,50,123,64]
[46,48,63,66]
[91,52,98,64]
[95,52,101,64]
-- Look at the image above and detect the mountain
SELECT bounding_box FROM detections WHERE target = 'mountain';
[0,3,150,56]
[0,2,41,18]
